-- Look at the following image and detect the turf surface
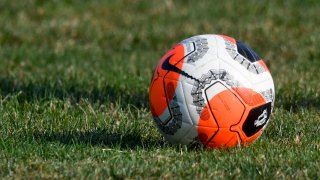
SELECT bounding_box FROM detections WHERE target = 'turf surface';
[0,0,319,179]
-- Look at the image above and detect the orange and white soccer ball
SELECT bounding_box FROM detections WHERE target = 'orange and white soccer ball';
[149,34,275,148]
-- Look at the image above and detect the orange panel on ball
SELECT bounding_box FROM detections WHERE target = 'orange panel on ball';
[205,129,240,148]
[197,126,218,145]
[149,44,185,117]
[208,89,245,128]
[203,89,245,148]
[233,87,265,107]
[198,106,219,145]
[197,86,245,148]
[149,76,167,117]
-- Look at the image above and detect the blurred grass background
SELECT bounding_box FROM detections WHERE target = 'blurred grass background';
[0,0,319,179]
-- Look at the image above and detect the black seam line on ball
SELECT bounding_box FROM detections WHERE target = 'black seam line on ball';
[228,90,246,143]
[202,81,221,147]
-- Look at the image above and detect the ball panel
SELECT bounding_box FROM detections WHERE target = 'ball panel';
[149,43,186,117]
[174,81,194,126]
[206,87,246,128]
[187,53,220,81]
[155,107,170,124]
[197,126,219,145]
[204,81,227,102]
[149,76,168,117]
[154,44,185,78]
[152,81,194,137]
[217,56,253,88]
[198,105,218,128]
[224,133,241,147]
[205,128,240,148]
[181,81,201,126]
[232,87,266,107]
[181,35,217,57]
[235,40,261,63]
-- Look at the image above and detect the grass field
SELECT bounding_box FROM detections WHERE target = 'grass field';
[0,0,319,179]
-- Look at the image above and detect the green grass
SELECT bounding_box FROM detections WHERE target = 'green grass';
[0,0,319,179]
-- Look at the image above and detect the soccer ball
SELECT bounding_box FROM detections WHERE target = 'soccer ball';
[149,34,275,148]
